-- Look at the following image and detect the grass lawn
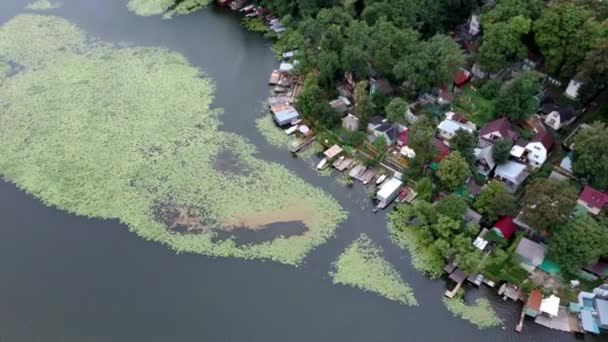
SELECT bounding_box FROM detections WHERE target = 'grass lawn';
[453,86,496,127]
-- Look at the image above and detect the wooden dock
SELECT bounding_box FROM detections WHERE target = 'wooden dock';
[289,135,315,153]
[444,280,463,299]
[515,304,526,332]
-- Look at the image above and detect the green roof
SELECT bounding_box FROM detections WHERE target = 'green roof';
[539,259,561,275]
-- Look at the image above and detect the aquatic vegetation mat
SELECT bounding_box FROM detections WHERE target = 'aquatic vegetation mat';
[0,14,346,266]
[330,234,417,306]
[255,115,294,149]
[127,0,212,17]
[442,297,502,329]
[25,0,61,10]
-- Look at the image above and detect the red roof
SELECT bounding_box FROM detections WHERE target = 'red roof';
[527,289,542,311]
[397,130,410,146]
[493,216,517,240]
[479,118,518,142]
[433,138,450,162]
[531,131,555,151]
[579,186,608,210]
[454,71,471,87]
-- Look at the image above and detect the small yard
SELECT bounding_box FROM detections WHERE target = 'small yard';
[453,86,496,127]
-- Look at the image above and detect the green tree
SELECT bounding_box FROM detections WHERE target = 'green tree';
[492,139,512,164]
[482,0,543,23]
[578,38,608,101]
[354,80,374,129]
[385,97,408,123]
[316,50,340,88]
[394,34,465,92]
[572,122,608,189]
[296,73,325,121]
[494,71,541,121]
[533,3,595,77]
[520,178,578,234]
[549,214,608,274]
[479,79,502,99]
[415,177,433,202]
[474,180,516,223]
[431,215,462,241]
[479,16,532,73]
[373,135,388,151]
[450,129,477,167]
[436,151,472,191]
[436,194,468,221]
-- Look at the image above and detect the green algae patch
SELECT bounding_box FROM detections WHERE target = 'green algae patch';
[127,0,212,17]
[330,234,417,306]
[0,14,346,266]
[25,0,61,10]
[443,296,502,329]
[255,115,293,148]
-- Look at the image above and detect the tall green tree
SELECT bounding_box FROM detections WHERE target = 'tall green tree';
[492,139,512,164]
[354,80,374,129]
[533,3,595,77]
[520,178,578,234]
[436,194,468,221]
[482,0,543,23]
[415,177,433,202]
[436,151,472,191]
[474,180,516,223]
[572,122,608,189]
[494,71,541,121]
[296,73,325,121]
[394,34,465,92]
[450,129,477,167]
[478,16,531,73]
[549,214,608,274]
[385,97,408,123]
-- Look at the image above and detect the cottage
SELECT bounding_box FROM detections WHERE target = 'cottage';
[577,186,608,216]
[525,289,543,317]
[329,97,349,115]
[370,77,394,96]
[271,105,299,126]
[511,131,555,169]
[544,107,576,131]
[437,111,476,141]
[323,145,343,161]
[474,145,496,177]
[342,113,359,132]
[454,70,472,88]
[493,161,529,192]
[478,118,518,148]
[377,177,402,207]
[515,237,546,271]
[369,122,399,146]
[540,295,561,317]
[491,216,517,240]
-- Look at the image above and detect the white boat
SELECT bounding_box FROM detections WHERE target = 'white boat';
[375,174,386,185]
[316,158,327,170]
[284,126,298,135]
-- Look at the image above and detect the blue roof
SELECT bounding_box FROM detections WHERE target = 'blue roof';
[581,309,600,334]
[273,108,299,125]
[596,299,608,328]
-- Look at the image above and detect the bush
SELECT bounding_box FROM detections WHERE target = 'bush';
[479,79,502,99]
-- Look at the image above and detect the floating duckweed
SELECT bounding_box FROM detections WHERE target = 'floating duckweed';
[127,0,212,17]
[443,297,502,329]
[336,173,353,187]
[25,0,61,10]
[255,115,293,148]
[0,14,347,266]
[330,234,417,306]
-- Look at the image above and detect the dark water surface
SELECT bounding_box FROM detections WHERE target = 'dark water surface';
[0,1,596,341]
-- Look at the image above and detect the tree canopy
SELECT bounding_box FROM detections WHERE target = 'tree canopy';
[492,139,512,165]
[474,180,516,223]
[520,178,578,234]
[436,151,472,191]
[572,122,608,189]
[494,71,541,121]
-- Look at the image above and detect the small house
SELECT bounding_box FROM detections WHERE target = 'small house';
[323,145,343,161]
[493,161,529,192]
[271,104,299,126]
[577,185,608,216]
[329,98,349,115]
[369,122,399,146]
[525,289,543,317]
[510,131,555,169]
[437,111,476,141]
[454,70,472,88]
[544,106,576,131]
[478,118,518,148]
[370,77,394,96]
[474,145,496,177]
[377,177,403,206]
[540,295,561,317]
[515,237,546,271]
[342,113,359,132]
[433,138,450,163]
[491,216,517,240]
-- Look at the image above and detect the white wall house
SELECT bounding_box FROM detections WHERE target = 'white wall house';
[437,112,476,141]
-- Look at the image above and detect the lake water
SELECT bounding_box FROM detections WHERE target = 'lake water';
[0,1,595,341]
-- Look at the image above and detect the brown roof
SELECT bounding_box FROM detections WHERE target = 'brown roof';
[527,289,542,311]
[531,131,555,151]
[479,118,517,142]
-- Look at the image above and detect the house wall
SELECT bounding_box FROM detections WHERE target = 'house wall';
[577,199,601,216]
[479,132,502,148]
[544,112,561,130]
[525,142,547,169]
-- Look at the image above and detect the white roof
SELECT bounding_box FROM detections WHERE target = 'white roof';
[565,79,582,99]
[495,161,527,179]
[473,237,488,251]
[540,295,560,317]
[279,62,293,72]
[474,146,495,168]
[438,119,474,135]
[559,155,572,173]
[377,178,402,200]
[510,145,525,158]
[400,146,416,158]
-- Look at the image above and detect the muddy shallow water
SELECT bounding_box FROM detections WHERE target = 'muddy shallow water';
[0,1,598,341]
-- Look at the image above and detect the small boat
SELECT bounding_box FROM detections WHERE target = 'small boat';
[375,174,386,185]
[245,12,258,17]
[273,86,288,93]
[284,126,298,135]
[316,158,328,170]
[240,4,254,12]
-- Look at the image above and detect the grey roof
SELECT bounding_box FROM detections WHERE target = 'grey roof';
[558,106,576,121]
[369,116,384,126]
[464,208,482,224]
[515,238,546,267]
[329,98,348,114]
[475,146,496,169]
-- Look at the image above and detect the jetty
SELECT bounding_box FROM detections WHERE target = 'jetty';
[289,135,315,153]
